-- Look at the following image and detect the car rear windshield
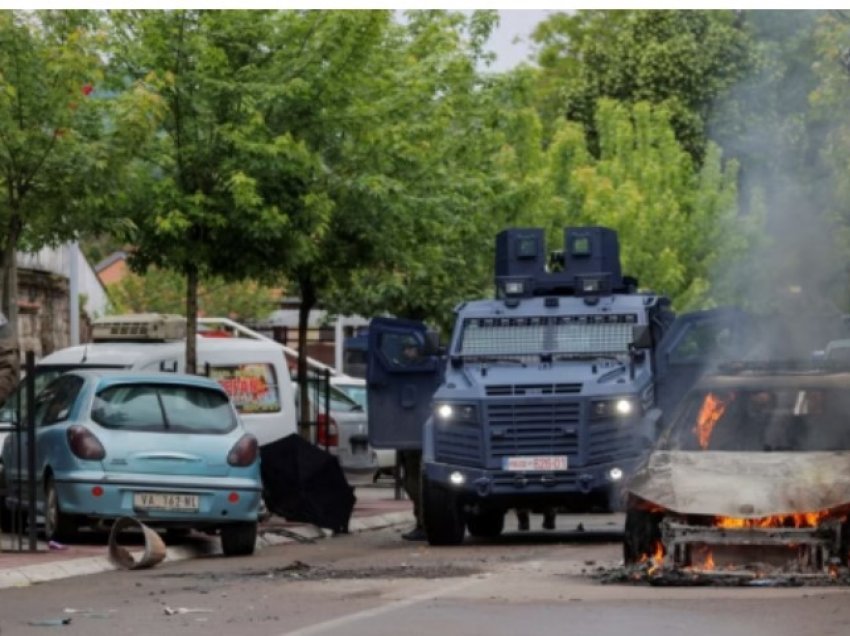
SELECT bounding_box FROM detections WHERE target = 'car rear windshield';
[92,384,237,434]
[666,387,850,452]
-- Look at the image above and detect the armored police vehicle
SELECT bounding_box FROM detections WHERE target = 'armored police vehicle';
[367,226,748,545]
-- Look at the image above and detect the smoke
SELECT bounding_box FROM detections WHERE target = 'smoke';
[707,10,849,359]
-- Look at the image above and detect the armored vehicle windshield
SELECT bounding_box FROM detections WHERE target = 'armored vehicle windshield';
[457,314,638,358]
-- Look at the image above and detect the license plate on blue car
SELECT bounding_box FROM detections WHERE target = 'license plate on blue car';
[502,456,568,471]
[133,492,199,512]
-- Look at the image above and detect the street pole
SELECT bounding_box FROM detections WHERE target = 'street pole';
[69,241,79,346]
[334,316,343,373]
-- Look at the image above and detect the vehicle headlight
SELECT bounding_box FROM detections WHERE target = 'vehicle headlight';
[435,403,477,423]
[591,398,638,419]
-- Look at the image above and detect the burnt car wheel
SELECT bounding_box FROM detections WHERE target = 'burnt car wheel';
[220,522,257,556]
[623,508,662,565]
[422,478,465,546]
[44,477,78,543]
[466,510,505,538]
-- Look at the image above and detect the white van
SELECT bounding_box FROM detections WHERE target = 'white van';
[32,314,297,447]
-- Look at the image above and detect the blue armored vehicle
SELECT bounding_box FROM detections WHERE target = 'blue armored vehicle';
[367,226,747,545]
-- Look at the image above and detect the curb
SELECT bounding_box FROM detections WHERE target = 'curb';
[0,511,413,590]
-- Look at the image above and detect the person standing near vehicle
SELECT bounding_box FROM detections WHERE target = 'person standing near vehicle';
[397,337,426,541]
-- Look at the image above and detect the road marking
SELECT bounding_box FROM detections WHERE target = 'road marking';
[277,577,484,636]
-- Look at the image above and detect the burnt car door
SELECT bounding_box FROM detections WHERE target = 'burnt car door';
[367,317,443,450]
[654,307,752,419]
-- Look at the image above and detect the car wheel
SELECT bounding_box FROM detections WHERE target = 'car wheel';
[0,495,11,533]
[623,507,662,565]
[466,510,505,538]
[44,477,78,543]
[422,477,465,546]
[220,522,257,556]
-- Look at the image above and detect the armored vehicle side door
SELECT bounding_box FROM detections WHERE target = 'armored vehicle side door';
[367,317,442,450]
[654,307,752,419]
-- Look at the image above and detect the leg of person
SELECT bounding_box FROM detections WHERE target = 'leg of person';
[516,508,530,531]
[542,508,556,530]
[400,450,425,541]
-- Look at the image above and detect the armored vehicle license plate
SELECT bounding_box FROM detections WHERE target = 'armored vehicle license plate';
[133,492,199,512]
[502,456,568,471]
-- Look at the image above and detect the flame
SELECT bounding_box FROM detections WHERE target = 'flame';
[714,511,829,529]
[689,545,715,570]
[694,392,732,449]
[642,541,665,575]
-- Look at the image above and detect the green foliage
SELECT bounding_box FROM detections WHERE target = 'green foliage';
[532,10,756,161]
[0,10,162,334]
[107,267,278,320]
[569,100,756,310]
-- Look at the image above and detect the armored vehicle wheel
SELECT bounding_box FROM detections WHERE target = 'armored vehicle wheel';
[623,507,662,565]
[466,510,505,538]
[422,478,465,545]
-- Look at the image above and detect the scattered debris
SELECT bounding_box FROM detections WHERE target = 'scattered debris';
[108,517,166,570]
[27,618,72,626]
[163,606,214,616]
[155,561,480,582]
[595,561,850,587]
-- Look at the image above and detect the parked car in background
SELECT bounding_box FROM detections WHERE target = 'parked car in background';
[295,378,387,472]
[330,375,396,477]
[0,370,262,556]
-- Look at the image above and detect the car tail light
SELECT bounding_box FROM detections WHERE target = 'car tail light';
[67,425,106,460]
[227,434,258,467]
[317,413,338,447]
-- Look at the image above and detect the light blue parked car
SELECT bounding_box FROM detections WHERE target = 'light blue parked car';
[0,370,261,556]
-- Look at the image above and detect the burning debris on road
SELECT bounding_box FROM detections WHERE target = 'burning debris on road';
[619,362,850,586]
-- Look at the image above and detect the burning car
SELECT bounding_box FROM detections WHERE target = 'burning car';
[624,362,850,580]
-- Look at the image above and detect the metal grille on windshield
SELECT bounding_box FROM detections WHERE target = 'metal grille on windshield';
[459,315,637,356]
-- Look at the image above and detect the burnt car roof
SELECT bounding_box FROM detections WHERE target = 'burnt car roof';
[696,371,850,391]
[629,360,850,518]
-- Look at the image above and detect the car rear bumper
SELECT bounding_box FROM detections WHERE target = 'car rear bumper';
[54,471,261,524]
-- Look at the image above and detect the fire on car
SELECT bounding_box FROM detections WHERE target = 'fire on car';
[623,362,850,583]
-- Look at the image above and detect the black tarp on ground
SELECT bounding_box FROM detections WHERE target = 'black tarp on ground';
[260,434,356,534]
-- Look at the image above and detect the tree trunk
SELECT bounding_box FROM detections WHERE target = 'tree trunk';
[1,216,21,341]
[297,277,316,441]
[185,263,198,375]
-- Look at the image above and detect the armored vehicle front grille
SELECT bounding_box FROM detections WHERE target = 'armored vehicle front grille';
[588,421,636,463]
[486,383,582,397]
[434,422,482,466]
[486,401,580,457]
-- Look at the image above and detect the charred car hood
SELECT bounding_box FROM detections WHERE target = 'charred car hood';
[628,451,850,518]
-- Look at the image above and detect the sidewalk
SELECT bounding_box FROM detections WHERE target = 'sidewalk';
[0,481,413,590]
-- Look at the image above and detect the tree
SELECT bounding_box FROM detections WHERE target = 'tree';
[531,10,756,162]
[107,267,279,321]
[0,10,160,344]
[109,10,299,374]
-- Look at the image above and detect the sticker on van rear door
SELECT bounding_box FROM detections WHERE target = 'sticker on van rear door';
[210,364,280,413]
